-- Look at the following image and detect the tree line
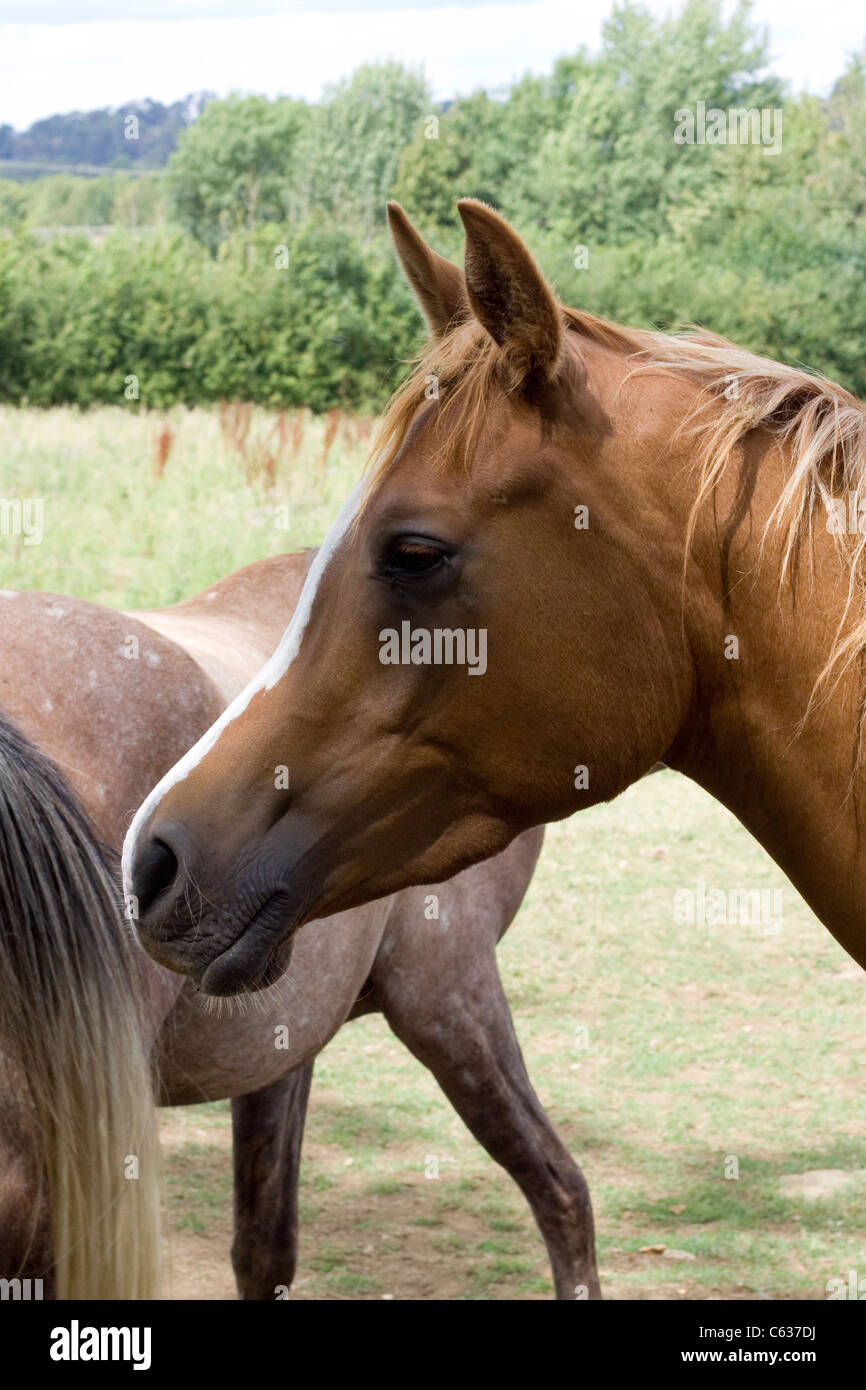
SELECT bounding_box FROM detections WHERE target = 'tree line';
[0,95,206,174]
[1,0,865,411]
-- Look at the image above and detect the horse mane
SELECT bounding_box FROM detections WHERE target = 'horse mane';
[364,304,866,697]
[633,327,866,701]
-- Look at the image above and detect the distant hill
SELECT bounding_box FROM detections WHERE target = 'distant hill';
[0,94,212,178]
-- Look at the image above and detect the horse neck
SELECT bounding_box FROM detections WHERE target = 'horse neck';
[666,428,866,966]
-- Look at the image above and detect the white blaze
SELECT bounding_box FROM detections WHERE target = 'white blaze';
[121,483,363,903]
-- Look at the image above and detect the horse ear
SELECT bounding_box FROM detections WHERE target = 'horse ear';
[387,202,469,338]
[457,199,563,383]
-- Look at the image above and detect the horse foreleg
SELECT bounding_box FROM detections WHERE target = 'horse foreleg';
[374,946,601,1301]
[230,1064,313,1300]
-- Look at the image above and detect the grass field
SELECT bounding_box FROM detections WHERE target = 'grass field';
[2,404,865,1300]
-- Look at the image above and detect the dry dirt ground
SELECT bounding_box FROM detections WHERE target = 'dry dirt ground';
[160,1109,768,1302]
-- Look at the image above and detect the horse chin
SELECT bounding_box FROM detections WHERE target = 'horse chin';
[197,926,296,997]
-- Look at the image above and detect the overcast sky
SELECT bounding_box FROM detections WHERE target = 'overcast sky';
[1,0,863,130]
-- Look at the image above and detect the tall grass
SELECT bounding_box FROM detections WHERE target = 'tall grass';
[0,403,371,607]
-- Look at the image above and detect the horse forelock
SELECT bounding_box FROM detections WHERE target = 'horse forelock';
[359,315,599,518]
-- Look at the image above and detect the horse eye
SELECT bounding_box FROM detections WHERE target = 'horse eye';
[381,538,447,579]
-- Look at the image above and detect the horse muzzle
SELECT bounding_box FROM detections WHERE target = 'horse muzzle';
[127,820,310,994]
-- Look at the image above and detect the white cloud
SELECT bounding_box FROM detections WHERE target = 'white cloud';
[5,0,530,17]
[0,0,862,130]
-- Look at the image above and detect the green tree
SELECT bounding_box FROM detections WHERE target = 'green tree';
[166,94,310,251]
[393,76,568,239]
[0,179,28,230]
[527,0,783,243]
[294,62,429,237]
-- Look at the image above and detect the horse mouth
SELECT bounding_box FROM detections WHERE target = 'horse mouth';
[198,890,300,996]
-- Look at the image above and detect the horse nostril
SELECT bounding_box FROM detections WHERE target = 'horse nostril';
[133,835,179,920]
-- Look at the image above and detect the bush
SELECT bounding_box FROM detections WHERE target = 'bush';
[0,223,420,410]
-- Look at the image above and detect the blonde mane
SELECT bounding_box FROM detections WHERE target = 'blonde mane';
[635,327,866,702]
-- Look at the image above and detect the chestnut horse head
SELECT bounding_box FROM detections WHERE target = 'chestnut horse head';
[125,200,866,993]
